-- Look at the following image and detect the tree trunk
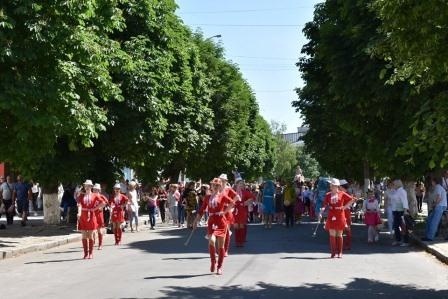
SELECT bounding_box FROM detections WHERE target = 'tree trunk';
[363,159,370,195]
[43,193,61,224]
[404,181,418,218]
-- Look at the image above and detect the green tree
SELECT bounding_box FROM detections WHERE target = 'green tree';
[270,122,298,181]
[0,1,126,189]
[372,0,448,170]
[293,0,422,181]
[296,146,322,180]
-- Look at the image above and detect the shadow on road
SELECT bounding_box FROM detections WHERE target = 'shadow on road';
[144,274,211,280]
[126,222,423,257]
[153,278,448,299]
[24,258,82,264]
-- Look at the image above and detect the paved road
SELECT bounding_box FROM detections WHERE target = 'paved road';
[1,220,447,299]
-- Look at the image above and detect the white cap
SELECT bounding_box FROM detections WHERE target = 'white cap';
[93,183,101,190]
[219,173,228,181]
[113,183,121,189]
[339,179,348,186]
[327,178,340,186]
[83,179,93,186]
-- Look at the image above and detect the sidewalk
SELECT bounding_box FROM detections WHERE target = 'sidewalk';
[0,214,81,260]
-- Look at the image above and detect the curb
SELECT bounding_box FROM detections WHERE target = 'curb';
[410,233,448,265]
[0,233,82,260]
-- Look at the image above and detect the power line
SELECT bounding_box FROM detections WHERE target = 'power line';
[190,23,302,27]
[180,7,312,14]
[231,55,298,61]
[255,89,295,93]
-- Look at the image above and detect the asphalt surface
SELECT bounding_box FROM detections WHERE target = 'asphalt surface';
[1,219,448,299]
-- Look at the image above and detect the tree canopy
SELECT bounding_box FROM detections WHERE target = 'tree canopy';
[0,0,279,188]
[293,0,435,181]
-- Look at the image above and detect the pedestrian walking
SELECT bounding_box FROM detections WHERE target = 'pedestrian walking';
[13,175,31,226]
[363,190,381,243]
[422,175,447,241]
[0,175,15,225]
[193,178,235,275]
[146,188,158,230]
[390,179,410,246]
[262,180,276,228]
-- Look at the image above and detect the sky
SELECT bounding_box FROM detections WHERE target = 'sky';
[175,0,321,133]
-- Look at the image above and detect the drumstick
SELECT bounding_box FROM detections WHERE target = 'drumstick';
[312,220,321,237]
[184,228,196,246]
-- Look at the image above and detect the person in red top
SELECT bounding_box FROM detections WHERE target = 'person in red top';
[219,173,240,257]
[92,183,108,250]
[319,178,354,258]
[110,183,128,245]
[77,180,105,259]
[193,178,235,275]
[233,178,255,247]
[339,179,354,250]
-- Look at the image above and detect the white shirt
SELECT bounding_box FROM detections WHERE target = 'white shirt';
[128,190,139,212]
[390,187,408,211]
[167,191,179,208]
[434,184,447,207]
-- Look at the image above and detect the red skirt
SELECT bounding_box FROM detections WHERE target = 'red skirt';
[207,216,228,237]
[325,210,346,231]
[364,211,381,226]
[78,211,98,231]
[95,211,105,228]
[111,207,125,223]
[225,212,234,225]
[233,205,248,224]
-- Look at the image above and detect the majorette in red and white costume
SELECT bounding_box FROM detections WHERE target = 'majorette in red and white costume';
[320,178,353,258]
[339,179,353,250]
[194,178,235,275]
[233,178,255,247]
[92,183,108,250]
[219,173,240,257]
[77,180,105,259]
[109,183,128,245]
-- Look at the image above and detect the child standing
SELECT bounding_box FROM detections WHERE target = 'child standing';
[363,190,382,243]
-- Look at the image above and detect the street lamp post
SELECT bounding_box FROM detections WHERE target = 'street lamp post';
[205,34,222,41]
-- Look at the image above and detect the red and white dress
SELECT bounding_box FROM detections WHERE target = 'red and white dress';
[341,191,353,226]
[94,194,108,228]
[363,197,381,226]
[223,187,237,225]
[110,194,128,223]
[77,193,102,230]
[198,192,234,237]
[323,191,351,230]
[233,189,255,224]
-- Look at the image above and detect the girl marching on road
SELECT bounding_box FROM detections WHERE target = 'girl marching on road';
[233,177,255,247]
[319,178,354,258]
[110,183,128,245]
[77,180,105,259]
[92,183,108,250]
[339,179,353,250]
[219,173,239,257]
[193,178,235,275]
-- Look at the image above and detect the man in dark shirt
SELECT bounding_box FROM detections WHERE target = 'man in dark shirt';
[13,175,31,226]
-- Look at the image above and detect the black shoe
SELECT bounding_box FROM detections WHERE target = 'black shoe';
[421,237,433,241]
